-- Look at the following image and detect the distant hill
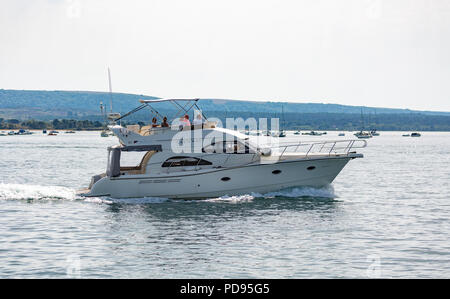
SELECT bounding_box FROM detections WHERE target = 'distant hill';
[1,89,450,131]
[1,89,449,119]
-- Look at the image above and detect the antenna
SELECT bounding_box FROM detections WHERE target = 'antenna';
[108,68,113,113]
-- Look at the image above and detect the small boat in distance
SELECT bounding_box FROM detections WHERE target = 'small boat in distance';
[338,133,345,136]
[276,104,286,137]
[370,130,380,136]
[17,129,33,135]
[355,108,372,139]
[42,129,47,134]
[403,132,421,137]
[294,131,300,135]
[99,69,121,138]
[48,130,58,136]
[354,131,372,139]
[273,130,286,137]
[302,131,325,136]
[65,130,76,134]
[369,110,380,136]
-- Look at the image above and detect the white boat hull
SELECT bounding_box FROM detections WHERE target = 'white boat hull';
[82,156,356,199]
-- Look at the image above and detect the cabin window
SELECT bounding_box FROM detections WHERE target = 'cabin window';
[202,141,254,154]
[161,156,213,167]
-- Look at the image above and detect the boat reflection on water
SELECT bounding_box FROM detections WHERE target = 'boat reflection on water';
[103,187,340,220]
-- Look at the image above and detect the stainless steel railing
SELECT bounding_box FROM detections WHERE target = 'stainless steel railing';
[121,139,366,174]
[264,139,367,160]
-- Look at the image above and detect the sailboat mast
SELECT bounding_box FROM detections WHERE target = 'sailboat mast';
[108,68,113,113]
[361,107,365,131]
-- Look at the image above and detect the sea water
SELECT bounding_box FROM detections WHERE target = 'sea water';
[0,131,449,278]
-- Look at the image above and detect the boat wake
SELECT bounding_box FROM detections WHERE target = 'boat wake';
[0,183,79,201]
[262,185,336,199]
[107,197,170,204]
[204,186,336,203]
[0,183,335,204]
[0,183,112,203]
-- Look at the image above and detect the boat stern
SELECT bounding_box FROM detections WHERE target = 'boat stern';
[77,173,111,197]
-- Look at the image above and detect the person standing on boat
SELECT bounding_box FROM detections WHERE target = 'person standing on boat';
[193,113,204,126]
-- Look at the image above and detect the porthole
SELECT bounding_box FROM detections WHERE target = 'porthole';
[221,177,231,182]
[307,166,316,171]
[272,170,282,174]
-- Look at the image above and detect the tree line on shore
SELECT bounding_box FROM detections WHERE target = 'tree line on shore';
[0,118,104,130]
[1,111,450,131]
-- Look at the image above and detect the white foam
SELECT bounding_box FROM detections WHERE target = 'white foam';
[204,186,336,203]
[262,186,336,199]
[0,183,78,201]
[0,183,336,203]
[82,197,113,204]
[205,194,256,203]
[107,196,170,204]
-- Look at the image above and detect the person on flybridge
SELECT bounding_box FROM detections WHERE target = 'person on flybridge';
[193,113,204,126]
[151,117,158,128]
[180,115,191,126]
[161,117,169,127]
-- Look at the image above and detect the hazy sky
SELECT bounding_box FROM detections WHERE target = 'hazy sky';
[1,0,450,111]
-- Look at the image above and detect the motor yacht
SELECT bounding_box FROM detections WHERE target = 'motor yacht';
[79,99,366,199]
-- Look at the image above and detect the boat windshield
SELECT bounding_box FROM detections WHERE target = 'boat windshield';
[202,140,255,154]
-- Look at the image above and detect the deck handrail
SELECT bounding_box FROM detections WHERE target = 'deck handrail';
[264,139,367,160]
[122,139,366,174]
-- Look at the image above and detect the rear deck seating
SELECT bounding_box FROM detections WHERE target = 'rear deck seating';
[119,151,156,175]
[126,124,140,134]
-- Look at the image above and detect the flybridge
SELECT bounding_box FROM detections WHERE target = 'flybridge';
[112,98,206,123]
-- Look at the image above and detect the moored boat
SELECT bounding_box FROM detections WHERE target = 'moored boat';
[354,131,372,139]
[302,131,325,136]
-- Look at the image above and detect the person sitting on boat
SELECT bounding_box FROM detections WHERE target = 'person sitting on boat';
[161,116,169,127]
[151,117,158,128]
[180,115,191,126]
